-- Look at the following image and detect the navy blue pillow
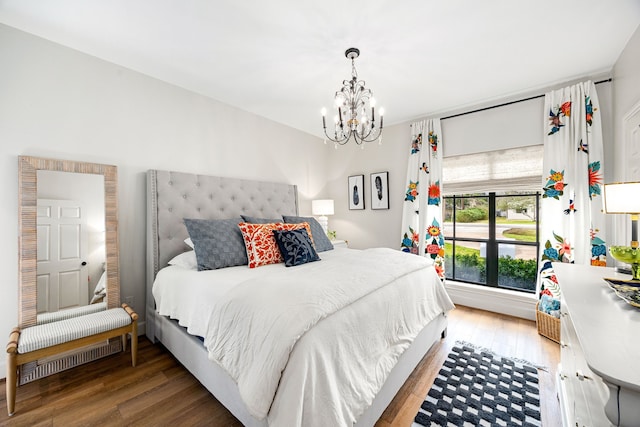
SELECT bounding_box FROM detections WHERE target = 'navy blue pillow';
[272,228,320,267]
[282,215,334,252]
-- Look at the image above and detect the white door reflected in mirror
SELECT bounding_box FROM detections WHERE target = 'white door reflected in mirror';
[36,199,89,312]
[36,170,105,315]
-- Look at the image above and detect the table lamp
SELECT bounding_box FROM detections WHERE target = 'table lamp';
[312,199,334,235]
[603,182,640,280]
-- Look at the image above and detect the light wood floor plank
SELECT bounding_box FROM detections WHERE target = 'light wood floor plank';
[1,305,560,426]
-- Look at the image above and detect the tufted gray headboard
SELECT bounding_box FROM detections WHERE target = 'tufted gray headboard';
[145,170,299,338]
[147,169,299,277]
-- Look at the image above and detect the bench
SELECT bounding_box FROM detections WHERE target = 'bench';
[5,303,138,416]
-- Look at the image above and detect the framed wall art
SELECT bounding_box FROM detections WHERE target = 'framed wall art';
[370,171,389,210]
[348,174,365,210]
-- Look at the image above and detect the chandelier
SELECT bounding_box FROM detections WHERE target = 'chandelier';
[321,47,384,147]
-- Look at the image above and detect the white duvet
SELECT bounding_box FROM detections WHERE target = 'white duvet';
[153,247,454,427]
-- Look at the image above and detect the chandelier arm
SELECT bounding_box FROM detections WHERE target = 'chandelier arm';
[323,126,353,144]
[356,127,377,143]
[357,118,384,142]
[322,121,381,145]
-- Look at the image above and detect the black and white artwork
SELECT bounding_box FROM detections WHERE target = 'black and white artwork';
[370,172,389,210]
[348,175,365,210]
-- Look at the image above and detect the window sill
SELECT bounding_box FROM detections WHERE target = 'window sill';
[445,280,537,321]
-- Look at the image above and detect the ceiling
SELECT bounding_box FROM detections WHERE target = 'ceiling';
[1,1,640,138]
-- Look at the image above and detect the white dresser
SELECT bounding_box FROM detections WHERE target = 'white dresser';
[554,263,640,427]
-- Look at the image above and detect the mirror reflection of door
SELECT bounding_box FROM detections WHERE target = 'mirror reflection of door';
[36,170,105,314]
[37,199,88,312]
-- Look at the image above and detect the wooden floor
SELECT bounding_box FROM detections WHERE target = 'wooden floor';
[0,305,560,426]
[376,305,561,427]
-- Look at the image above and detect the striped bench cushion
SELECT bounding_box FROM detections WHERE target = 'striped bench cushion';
[18,308,132,353]
[37,302,107,325]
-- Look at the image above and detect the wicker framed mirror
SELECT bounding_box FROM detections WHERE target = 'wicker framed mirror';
[18,156,120,327]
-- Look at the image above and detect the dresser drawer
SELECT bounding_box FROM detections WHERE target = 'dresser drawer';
[559,301,609,426]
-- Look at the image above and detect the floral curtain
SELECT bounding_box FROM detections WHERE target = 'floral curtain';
[400,119,445,278]
[538,80,605,299]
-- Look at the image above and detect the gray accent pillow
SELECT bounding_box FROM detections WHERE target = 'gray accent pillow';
[241,215,284,224]
[183,218,248,270]
[282,215,334,252]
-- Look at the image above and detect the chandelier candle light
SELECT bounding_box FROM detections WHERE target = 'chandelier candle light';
[603,182,640,281]
[322,48,384,148]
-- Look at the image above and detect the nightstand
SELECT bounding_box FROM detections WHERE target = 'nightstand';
[331,239,348,248]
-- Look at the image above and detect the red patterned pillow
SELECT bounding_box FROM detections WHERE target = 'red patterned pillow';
[238,222,313,268]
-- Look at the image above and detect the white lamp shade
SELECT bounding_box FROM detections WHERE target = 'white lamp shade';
[312,199,334,216]
[603,182,640,214]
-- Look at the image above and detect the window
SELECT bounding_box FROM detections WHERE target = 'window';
[443,192,540,293]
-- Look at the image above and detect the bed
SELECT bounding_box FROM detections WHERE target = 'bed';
[145,169,454,427]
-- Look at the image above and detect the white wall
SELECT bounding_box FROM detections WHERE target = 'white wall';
[322,124,410,249]
[613,24,640,179]
[611,25,640,246]
[0,24,328,376]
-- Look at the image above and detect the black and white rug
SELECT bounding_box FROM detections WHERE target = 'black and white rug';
[413,342,542,427]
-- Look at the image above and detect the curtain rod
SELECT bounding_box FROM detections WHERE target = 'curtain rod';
[440,78,612,121]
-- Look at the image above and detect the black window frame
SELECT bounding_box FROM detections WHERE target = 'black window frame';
[444,192,540,293]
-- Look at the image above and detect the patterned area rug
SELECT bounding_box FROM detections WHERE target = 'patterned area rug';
[413,343,541,427]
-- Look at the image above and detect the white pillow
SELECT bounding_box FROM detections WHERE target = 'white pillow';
[184,237,194,249]
[90,271,107,304]
[168,250,197,270]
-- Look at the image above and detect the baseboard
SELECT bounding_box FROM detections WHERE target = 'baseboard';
[445,280,537,321]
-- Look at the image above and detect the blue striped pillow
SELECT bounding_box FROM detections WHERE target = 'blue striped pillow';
[184,218,248,270]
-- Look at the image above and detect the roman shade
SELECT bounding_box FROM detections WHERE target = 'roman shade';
[442,145,543,195]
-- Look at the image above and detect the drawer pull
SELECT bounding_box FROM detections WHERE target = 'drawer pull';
[576,370,591,381]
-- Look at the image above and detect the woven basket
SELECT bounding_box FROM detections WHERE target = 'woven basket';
[536,301,560,344]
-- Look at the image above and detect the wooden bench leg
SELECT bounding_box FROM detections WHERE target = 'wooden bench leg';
[6,328,20,417]
[6,350,17,416]
[122,303,138,367]
[131,321,138,367]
